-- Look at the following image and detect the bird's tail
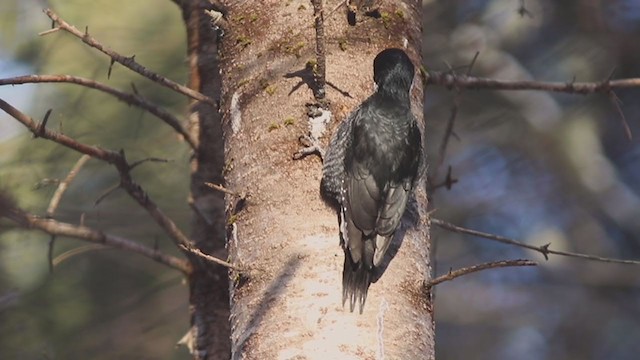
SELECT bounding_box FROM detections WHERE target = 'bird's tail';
[342,252,372,314]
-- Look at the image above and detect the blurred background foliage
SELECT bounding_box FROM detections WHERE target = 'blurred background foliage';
[1,0,192,359]
[1,0,640,359]
[424,0,640,359]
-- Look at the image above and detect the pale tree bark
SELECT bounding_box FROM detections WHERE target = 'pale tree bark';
[217,1,433,358]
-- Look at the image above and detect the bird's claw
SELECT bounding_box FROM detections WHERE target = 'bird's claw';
[293,135,325,161]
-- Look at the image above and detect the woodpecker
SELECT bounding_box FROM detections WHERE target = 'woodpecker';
[321,48,422,313]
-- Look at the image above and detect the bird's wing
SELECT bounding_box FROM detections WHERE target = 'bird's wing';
[377,120,421,236]
[346,165,411,267]
[350,118,420,267]
[321,108,358,202]
[344,155,381,270]
[346,159,380,234]
[371,181,411,266]
[376,181,411,236]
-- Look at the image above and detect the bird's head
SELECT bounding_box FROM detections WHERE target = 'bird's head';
[373,48,415,97]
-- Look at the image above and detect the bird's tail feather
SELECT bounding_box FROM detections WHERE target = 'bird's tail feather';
[342,253,372,314]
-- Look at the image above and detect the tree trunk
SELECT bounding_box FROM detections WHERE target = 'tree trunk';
[219,1,433,358]
[180,0,231,359]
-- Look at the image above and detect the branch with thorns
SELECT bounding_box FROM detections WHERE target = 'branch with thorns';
[0,98,238,271]
[425,68,635,139]
[43,153,91,271]
[0,75,197,149]
[432,218,640,265]
[0,194,190,273]
[311,0,327,100]
[425,259,537,289]
[437,52,479,168]
[41,8,213,106]
[46,154,91,218]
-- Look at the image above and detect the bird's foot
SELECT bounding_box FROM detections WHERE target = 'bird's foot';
[293,134,325,161]
[292,103,330,161]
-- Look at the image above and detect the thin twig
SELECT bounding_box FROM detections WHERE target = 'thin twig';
[426,70,638,138]
[42,9,213,105]
[129,157,170,170]
[2,203,190,273]
[204,182,239,197]
[94,183,121,206]
[0,99,196,259]
[38,27,60,36]
[425,259,537,289]
[178,244,240,271]
[438,95,459,167]
[427,165,458,192]
[314,0,347,20]
[46,154,91,217]
[432,218,640,265]
[608,91,631,139]
[312,0,326,100]
[52,244,107,267]
[285,0,347,54]
[48,235,56,273]
[438,52,479,166]
[35,109,53,138]
[0,98,121,161]
[425,71,640,93]
[0,75,197,148]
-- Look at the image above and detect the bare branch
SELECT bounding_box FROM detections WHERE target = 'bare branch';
[285,0,347,57]
[437,52,478,167]
[52,244,106,267]
[46,154,91,217]
[425,71,640,93]
[0,74,197,149]
[0,97,121,161]
[42,9,213,105]
[2,203,190,273]
[427,165,458,192]
[312,0,326,100]
[129,157,171,170]
[608,90,631,139]
[204,182,240,197]
[425,259,537,289]
[432,218,640,265]
[326,0,348,19]
[0,100,201,263]
[38,27,60,36]
[47,235,56,273]
[94,183,121,206]
[178,244,241,271]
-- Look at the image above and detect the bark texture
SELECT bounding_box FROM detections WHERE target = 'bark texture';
[180,0,231,358]
[219,1,433,359]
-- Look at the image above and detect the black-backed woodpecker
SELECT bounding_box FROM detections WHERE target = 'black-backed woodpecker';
[321,48,422,313]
